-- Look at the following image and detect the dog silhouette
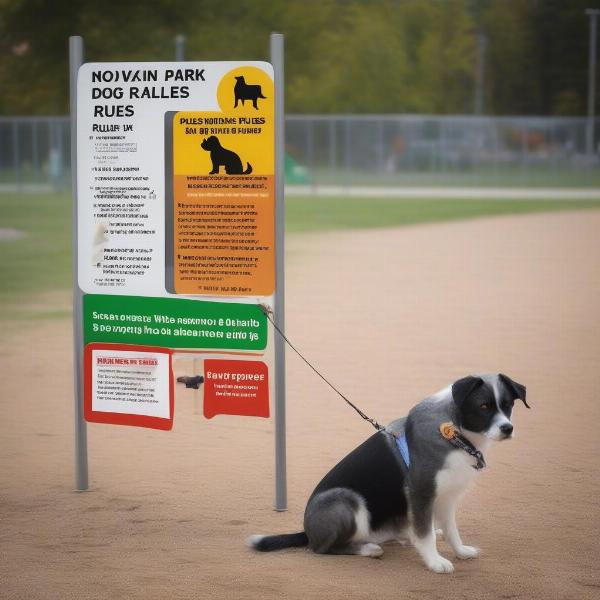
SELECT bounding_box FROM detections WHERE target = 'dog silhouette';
[201,136,252,175]
[234,75,267,110]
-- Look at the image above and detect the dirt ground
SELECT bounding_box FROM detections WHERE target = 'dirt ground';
[2,210,600,600]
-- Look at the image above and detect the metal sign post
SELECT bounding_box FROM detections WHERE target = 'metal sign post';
[70,35,89,491]
[175,34,186,62]
[271,32,287,512]
[586,9,600,156]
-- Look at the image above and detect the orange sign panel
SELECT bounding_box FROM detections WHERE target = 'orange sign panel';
[171,66,275,296]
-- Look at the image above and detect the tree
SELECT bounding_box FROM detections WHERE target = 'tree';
[0,0,598,116]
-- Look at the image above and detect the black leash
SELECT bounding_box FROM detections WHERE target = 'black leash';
[259,305,384,433]
[260,305,486,469]
[448,435,486,470]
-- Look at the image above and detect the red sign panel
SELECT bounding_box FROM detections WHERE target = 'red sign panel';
[203,359,269,419]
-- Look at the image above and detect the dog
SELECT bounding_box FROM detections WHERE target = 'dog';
[233,75,266,109]
[200,136,252,175]
[176,375,204,389]
[248,373,529,573]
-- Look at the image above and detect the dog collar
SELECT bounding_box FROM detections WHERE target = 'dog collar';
[439,423,486,470]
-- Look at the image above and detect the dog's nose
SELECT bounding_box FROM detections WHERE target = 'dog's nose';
[500,423,513,437]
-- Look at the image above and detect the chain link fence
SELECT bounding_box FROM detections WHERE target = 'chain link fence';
[1,114,598,192]
[0,117,71,192]
[286,115,600,188]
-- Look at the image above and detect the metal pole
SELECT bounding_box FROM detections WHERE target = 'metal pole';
[32,120,39,183]
[175,34,186,61]
[12,120,20,189]
[329,119,336,176]
[474,33,487,115]
[193,358,201,415]
[586,10,599,156]
[270,32,287,512]
[307,119,315,194]
[70,35,89,491]
[344,119,351,189]
[377,119,384,173]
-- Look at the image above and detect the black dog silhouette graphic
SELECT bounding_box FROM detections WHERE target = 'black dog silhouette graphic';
[201,136,252,175]
[234,75,267,109]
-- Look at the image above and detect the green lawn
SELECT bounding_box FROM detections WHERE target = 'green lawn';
[0,193,72,316]
[285,195,600,232]
[1,192,599,319]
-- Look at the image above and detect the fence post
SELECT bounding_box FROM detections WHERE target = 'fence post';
[12,120,20,190]
[329,119,336,178]
[32,120,39,183]
[344,118,351,188]
[377,118,384,173]
[307,119,315,192]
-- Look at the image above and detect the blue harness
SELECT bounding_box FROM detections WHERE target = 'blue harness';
[395,432,410,468]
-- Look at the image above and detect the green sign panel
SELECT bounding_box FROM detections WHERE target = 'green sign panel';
[83,294,267,351]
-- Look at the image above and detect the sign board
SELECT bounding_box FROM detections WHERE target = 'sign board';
[76,61,276,429]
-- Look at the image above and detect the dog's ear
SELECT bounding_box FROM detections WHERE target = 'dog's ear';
[452,375,484,407]
[499,373,529,408]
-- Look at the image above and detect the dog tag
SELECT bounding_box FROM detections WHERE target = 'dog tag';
[439,422,456,439]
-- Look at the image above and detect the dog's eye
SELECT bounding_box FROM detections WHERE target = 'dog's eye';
[480,403,491,411]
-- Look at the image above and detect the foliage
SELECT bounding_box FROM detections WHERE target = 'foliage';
[0,0,599,115]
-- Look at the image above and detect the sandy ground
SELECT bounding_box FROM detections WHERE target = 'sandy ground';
[2,210,600,600]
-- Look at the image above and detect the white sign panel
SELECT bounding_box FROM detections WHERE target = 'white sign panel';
[77,61,274,297]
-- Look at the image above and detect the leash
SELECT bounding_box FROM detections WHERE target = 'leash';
[259,305,486,469]
[258,304,384,433]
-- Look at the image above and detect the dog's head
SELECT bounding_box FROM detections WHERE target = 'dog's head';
[452,373,529,441]
[201,136,219,151]
[235,76,245,83]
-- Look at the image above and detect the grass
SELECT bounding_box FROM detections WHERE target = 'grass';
[1,191,599,319]
[285,195,600,232]
[0,193,72,307]
[4,165,600,188]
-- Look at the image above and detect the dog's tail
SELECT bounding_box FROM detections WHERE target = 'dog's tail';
[259,92,267,99]
[243,163,253,175]
[247,532,308,552]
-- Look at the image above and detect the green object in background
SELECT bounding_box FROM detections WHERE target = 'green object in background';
[285,152,310,184]
[83,294,267,351]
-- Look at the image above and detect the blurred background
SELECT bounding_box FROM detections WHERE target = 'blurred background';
[2,0,600,319]
[2,4,600,599]
[1,0,600,192]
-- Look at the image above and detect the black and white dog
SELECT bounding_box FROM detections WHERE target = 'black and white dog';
[248,373,528,573]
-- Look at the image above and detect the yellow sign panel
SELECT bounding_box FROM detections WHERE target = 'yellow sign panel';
[171,66,275,296]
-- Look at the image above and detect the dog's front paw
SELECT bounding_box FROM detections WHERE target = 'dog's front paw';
[426,555,454,573]
[455,545,479,559]
[359,543,384,558]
